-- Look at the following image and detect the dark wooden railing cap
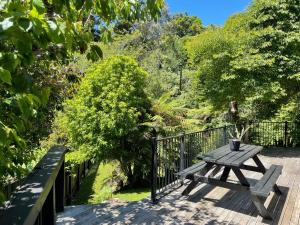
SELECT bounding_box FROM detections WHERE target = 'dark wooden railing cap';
[0,145,67,225]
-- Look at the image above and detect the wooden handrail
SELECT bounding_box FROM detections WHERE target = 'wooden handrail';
[0,145,67,225]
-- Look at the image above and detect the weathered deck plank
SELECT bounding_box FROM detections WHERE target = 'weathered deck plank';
[57,148,300,225]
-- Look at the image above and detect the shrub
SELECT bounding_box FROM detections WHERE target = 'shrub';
[62,56,152,185]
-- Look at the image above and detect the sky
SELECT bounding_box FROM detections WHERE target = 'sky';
[166,0,252,26]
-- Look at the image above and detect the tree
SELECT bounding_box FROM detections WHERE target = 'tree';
[187,0,300,121]
[230,0,300,119]
[61,56,152,185]
[169,13,204,37]
[0,0,164,200]
[185,26,250,109]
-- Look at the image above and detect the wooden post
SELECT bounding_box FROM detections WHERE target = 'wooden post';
[66,170,72,205]
[151,137,158,203]
[42,186,56,225]
[0,146,67,225]
[55,160,65,213]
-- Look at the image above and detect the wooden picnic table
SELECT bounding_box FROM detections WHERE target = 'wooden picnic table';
[177,144,283,220]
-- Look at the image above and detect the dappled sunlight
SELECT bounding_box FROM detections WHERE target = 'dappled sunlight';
[57,150,300,224]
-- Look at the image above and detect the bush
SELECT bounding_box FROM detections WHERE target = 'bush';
[61,56,152,185]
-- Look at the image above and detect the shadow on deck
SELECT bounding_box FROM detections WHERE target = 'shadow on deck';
[57,148,300,225]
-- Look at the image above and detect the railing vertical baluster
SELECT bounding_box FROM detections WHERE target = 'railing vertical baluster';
[76,165,80,191]
[179,133,185,184]
[284,121,288,147]
[179,133,185,171]
[151,137,158,203]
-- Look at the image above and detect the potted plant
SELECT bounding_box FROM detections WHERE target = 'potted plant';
[228,125,250,151]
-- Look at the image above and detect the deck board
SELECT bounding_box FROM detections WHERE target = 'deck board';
[57,148,300,225]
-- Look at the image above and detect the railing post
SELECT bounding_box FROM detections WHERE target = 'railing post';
[76,164,80,191]
[179,133,185,171]
[284,121,288,147]
[151,137,158,204]
[179,133,185,185]
[55,160,65,213]
[42,186,55,225]
[223,125,227,145]
[65,170,72,205]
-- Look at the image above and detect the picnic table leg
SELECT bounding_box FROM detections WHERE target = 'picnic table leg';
[252,155,266,173]
[209,165,222,178]
[251,195,272,220]
[232,168,250,187]
[220,167,231,182]
[182,163,214,196]
[273,184,282,195]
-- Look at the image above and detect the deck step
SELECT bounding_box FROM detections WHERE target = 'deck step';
[251,164,282,198]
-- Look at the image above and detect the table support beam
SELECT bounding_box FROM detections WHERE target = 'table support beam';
[253,155,266,173]
[182,163,213,196]
[196,176,250,192]
[240,164,264,173]
[232,168,250,187]
[220,167,231,182]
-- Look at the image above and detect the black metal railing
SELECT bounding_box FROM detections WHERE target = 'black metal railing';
[249,121,300,147]
[151,125,235,202]
[151,121,300,202]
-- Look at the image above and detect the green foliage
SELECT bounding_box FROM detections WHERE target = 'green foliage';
[73,162,149,204]
[186,0,300,122]
[169,13,204,37]
[61,56,152,185]
[0,0,164,193]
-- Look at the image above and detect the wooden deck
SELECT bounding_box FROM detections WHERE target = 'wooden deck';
[57,148,300,225]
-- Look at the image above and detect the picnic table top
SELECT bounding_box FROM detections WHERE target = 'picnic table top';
[202,144,263,167]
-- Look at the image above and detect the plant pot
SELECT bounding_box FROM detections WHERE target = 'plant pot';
[229,139,241,151]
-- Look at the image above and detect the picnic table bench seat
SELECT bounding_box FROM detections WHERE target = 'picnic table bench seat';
[251,164,283,198]
[250,164,283,219]
[176,161,207,180]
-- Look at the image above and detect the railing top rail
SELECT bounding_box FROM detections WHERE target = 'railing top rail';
[0,145,67,225]
[250,121,295,123]
[156,125,233,141]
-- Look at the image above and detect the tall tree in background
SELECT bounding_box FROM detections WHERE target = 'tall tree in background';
[169,13,204,37]
[187,0,300,121]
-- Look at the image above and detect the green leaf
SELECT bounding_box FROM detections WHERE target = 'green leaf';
[87,45,103,62]
[32,0,45,13]
[34,87,51,106]
[0,67,12,85]
[0,53,20,72]
[18,18,33,32]
[74,0,85,10]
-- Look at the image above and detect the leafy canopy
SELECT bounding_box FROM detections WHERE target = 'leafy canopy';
[187,0,300,121]
[0,0,164,193]
[61,56,151,183]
